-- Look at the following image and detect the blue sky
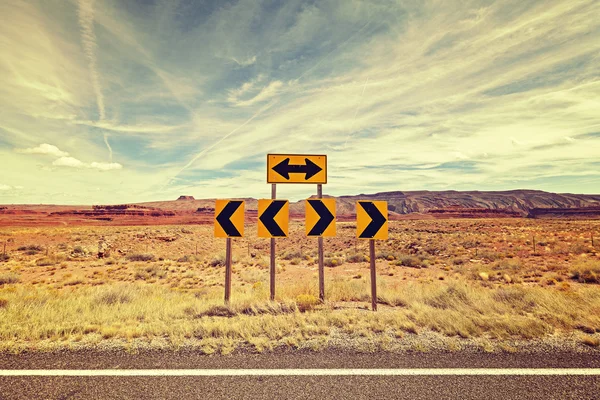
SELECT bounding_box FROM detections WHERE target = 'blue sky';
[0,0,599,204]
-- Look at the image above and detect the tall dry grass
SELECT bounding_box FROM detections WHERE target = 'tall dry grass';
[1,275,599,352]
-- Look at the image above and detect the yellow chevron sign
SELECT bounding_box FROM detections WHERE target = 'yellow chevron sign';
[305,198,336,237]
[356,201,388,240]
[214,200,245,238]
[258,199,289,238]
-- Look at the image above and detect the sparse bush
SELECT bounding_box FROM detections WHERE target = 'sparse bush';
[376,250,396,261]
[0,273,20,285]
[346,252,368,263]
[35,257,55,266]
[290,257,302,265]
[324,257,343,268]
[570,261,600,284]
[0,298,8,308]
[127,253,156,262]
[492,287,536,311]
[581,335,600,347]
[0,253,9,262]
[209,254,226,267]
[72,245,88,256]
[63,278,85,286]
[134,264,166,280]
[492,258,522,271]
[478,250,500,261]
[283,251,303,261]
[18,245,43,255]
[425,285,472,309]
[95,286,133,305]
[198,305,236,318]
[296,294,320,312]
[451,257,467,266]
[395,255,420,268]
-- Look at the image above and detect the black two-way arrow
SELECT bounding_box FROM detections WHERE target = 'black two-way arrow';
[259,200,287,237]
[272,158,322,180]
[358,202,386,239]
[216,201,243,237]
[307,200,334,236]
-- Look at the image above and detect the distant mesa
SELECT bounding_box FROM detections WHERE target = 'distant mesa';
[177,195,195,201]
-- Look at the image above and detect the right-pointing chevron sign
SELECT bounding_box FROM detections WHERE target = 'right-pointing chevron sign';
[356,201,388,240]
[306,199,336,237]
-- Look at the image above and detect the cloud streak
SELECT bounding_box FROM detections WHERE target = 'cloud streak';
[77,0,112,162]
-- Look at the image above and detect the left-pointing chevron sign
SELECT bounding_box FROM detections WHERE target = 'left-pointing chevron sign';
[356,201,388,240]
[306,199,336,237]
[214,200,245,238]
[258,199,289,238]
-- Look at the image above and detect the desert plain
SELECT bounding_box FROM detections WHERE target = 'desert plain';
[1,199,599,355]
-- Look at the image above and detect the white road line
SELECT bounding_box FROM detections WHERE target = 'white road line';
[1,369,600,377]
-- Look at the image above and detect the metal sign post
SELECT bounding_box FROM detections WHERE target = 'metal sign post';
[317,184,325,302]
[356,201,388,311]
[225,237,232,304]
[369,239,377,311]
[270,184,276,301]
[214,200,245,305]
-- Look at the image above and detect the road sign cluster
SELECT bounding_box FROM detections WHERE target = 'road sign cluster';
[214,199,387,240]
[214,153,388,311]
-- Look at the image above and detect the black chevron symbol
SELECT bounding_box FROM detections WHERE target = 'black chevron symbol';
[307,200,334,236]
[216,201,243,237]
[272,158,322,180]
[358,202,386,239]
[259,200,287,237]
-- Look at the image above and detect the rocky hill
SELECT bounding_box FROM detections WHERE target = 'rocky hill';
[133,190,600,217]
[331,190,600,217]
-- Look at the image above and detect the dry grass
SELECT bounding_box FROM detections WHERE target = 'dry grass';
[0,273,20,285]
[0,219,599,352]
[570,260,600,284]
[1,276,599,352]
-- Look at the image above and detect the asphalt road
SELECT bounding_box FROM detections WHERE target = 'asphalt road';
[1,350,599,399]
